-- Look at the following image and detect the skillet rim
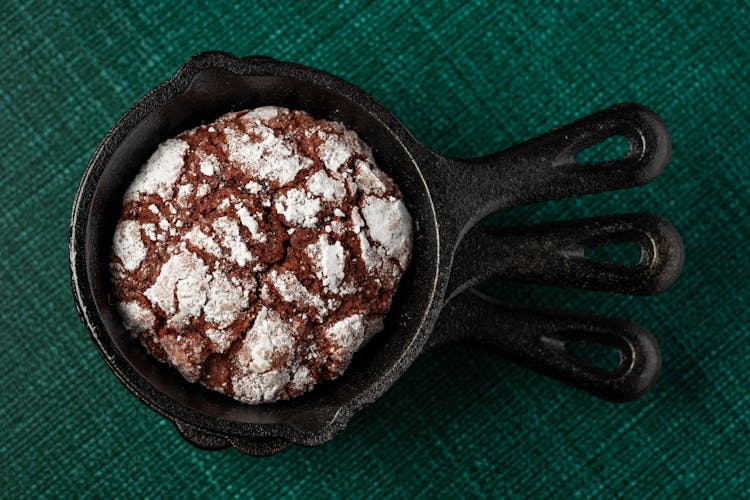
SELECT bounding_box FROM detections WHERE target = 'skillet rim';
[69,51,446,446]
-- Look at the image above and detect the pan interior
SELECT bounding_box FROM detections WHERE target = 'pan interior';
[80,62,439,433]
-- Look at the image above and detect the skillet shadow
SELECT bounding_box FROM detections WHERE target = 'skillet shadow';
[340,341,533,450]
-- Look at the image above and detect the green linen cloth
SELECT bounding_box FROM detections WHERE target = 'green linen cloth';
[1,0,747,497]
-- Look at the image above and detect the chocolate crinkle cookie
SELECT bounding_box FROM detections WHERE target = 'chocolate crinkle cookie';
[110,106,413,404]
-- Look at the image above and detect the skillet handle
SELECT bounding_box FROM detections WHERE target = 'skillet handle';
[425,103,671,238]
[173,420,292,456]
[429,291,661,402]
[446,213,684,299]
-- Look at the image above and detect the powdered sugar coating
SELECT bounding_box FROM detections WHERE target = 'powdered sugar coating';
[112,219,147,271]
[110,106,413,404]
[361,196,413,268]
[124,138,190,200]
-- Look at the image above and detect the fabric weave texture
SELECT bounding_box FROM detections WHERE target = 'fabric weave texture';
[1,1,748,497]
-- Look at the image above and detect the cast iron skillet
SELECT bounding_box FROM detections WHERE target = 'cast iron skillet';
[69,52,684,456]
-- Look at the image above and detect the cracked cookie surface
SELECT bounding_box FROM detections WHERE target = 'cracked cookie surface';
[110,106,413,404]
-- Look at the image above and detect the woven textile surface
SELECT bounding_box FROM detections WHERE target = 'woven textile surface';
[2,1,748,497]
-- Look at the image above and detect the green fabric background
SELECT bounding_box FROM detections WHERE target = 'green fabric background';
[2,0,748,497]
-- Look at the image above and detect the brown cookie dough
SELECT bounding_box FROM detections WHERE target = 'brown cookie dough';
[110,106,413,404]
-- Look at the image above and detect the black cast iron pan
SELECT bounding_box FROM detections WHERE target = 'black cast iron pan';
[69,52,684,456]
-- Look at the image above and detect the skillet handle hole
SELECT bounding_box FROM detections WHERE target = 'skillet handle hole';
[563,340,622,373]
[583,241,643,267]
[575,134,630,163]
